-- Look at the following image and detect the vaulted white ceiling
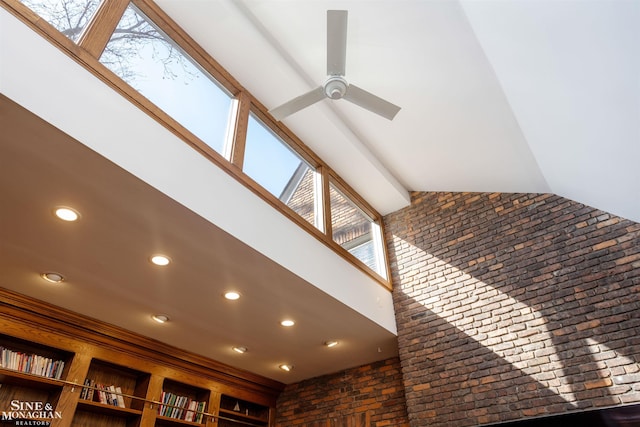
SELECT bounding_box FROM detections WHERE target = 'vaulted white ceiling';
[159,0,639,222]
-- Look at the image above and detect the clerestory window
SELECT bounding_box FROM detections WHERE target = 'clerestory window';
[99,3,234,155]
[243,114,320,230]
[329,182,387,278]
[18,0,101,42]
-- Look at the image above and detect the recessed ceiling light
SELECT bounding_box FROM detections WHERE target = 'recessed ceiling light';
[324,340,339,348]
[152,314,169,324]
[280,319,295,327]
[232,346,247,354]
[54,207,79,222]
[41,272,65,283]
[150,255,171,266]
[224,291,241,300]
[279,364,293,372]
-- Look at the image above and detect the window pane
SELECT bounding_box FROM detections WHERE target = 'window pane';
[244,115,317,228]
[99,4,232,154]
[19,0,101,42]
[330,183,385,277]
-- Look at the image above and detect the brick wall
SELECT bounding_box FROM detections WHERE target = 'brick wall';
[385,192,640,426]
[275,358,410,427]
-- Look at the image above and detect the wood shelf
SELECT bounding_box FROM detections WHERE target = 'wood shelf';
[76,399,144,416]
[218,395,269,427]
[157,379,209,424]
[219,408,268,424]
[155,414,206,426]
[0,367,66,390]
[79,359,150,411]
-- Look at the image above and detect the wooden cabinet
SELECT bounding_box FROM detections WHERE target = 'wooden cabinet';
[156,379,209,425]
[0,290,283,427]
[0,333,72,425]
[218,395,270,427]
[71,359,150,427]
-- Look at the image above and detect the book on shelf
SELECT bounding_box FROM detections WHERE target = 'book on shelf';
[184,400,197,422]
[195,401,206,423]
[159,391,206,421]
[115,386,125,408]
[80,379,126,408]
[0,346,65,379]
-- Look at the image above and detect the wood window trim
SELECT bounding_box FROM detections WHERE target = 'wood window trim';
[0,0,392,290]
[248,103,323,170]
[319,166,332,237]
[328,172,380,222]
[77,0,130,58]
[328,172,392,281]
[228,90,251,169]
[131,0,241,96]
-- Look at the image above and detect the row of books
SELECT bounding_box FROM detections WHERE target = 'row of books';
[0,346,65,379]
[159,391,206,422]
[80,379,126,408]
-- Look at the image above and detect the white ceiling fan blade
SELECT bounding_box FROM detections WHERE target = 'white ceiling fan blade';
[269,87,326,121]
[344,84,401,120]
[327,10,348,76]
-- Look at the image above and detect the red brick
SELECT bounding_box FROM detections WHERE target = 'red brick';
[276,192,639,427]
[383,192,640,427]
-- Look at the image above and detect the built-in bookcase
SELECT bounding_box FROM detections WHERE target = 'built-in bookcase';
[156,379,210,425]
[0,334,275,427]
[71,408,143,427]
[0,290,281,427]
[0,371,65,420]
[218,395,270,427]
[0,333,73,424]
[72,359,150,426]
[80,359,150,410]
[0,333,73,380]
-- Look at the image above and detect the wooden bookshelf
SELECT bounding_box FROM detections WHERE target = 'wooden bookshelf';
[0,334,73,380]
[156,379,209,425]
[218,395,270,427]
[72,405,143,427]
[0,289,283,427]
[0,333,73,426]
[70,359,150,426]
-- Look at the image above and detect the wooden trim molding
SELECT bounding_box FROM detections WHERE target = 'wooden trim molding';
[229,91,251,169]
[319,166,333,238]
[76,0,129,58]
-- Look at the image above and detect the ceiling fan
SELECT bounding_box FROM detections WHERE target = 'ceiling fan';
[269,10,401,121]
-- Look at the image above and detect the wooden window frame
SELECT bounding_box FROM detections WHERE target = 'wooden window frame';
[328,174,392,281]
[1,0,392,289]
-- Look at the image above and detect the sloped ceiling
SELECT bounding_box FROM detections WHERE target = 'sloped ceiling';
[158,0,639,222]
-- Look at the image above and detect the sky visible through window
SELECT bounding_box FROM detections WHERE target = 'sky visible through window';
[98,4,298,195]
[19,0,101,42]
[99,4,232,154]
[244,115,305,198]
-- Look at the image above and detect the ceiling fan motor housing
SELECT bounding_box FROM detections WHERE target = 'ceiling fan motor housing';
[324,76,348,99]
